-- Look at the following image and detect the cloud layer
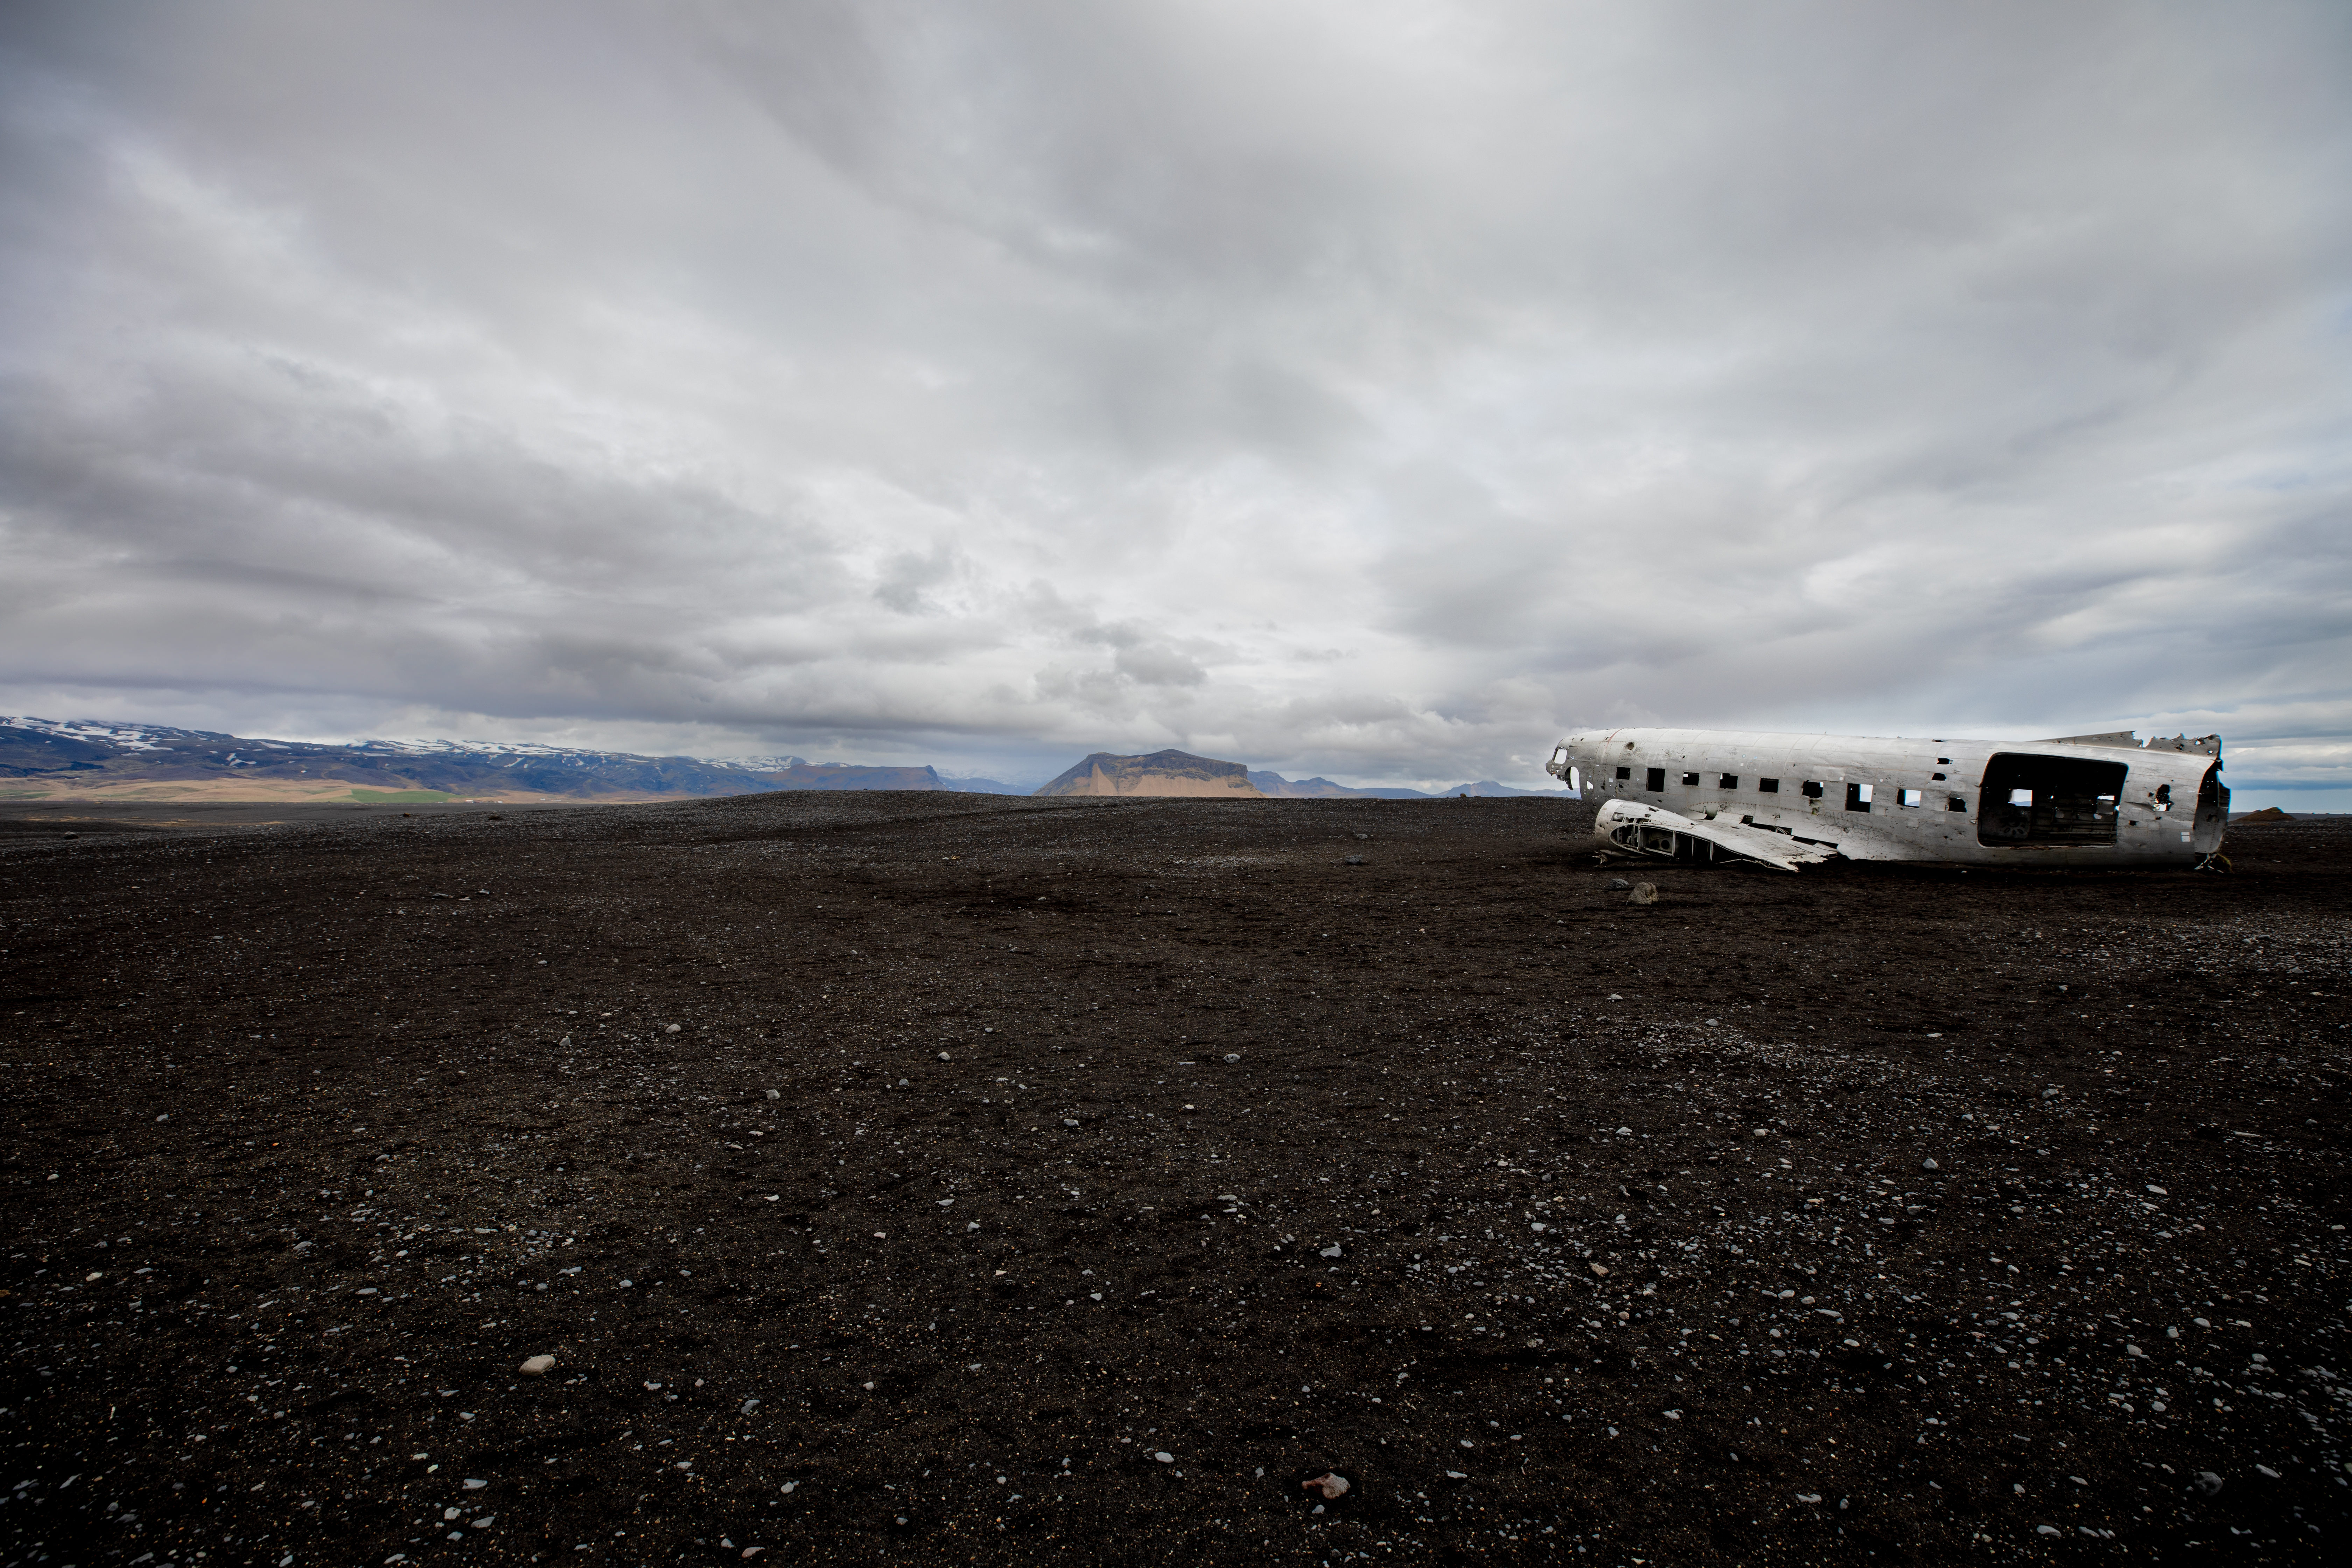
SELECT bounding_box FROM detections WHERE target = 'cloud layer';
[3,1,2348,796]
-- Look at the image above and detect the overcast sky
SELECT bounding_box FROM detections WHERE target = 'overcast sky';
[3,2,2347,798]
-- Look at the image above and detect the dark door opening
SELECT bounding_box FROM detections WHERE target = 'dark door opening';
[1976,753,2127,847]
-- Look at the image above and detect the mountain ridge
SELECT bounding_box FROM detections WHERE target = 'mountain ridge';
[0,718,943,804]
[0,718,1562,805]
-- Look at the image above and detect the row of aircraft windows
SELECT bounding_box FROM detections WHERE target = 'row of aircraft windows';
[1615,764,1967,813]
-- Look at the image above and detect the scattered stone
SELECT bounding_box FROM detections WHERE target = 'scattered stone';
[2192,1472,2223,1497]
[1627,882,1659,905]
[1303,1472,1350,1499]
[1344,855,1364,865]
[1223,1054,1240,1063]
[665,1023,681,1034]
[518,1355,555,1376]
[1320,1244,1342,1258]
[1921,1158,1939,1171]
[1153,1451,1174,1464]
[462,1478,488,1490]
[938,1052,951,1060]
[2256,1464,2281,1479]
[765,1089,780,1100]
[1590,1262,1609,1276]
[1606,878,1630,890]
[2037,1525,2061,1536]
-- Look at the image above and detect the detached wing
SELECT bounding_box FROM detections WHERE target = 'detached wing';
[1594,800,1840,873]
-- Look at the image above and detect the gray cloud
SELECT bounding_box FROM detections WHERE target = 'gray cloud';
[2,1,2347,799]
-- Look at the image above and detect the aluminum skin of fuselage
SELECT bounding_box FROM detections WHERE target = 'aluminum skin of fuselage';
[1543,727,2227,869]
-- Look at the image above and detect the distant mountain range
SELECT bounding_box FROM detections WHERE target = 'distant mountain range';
[0,718,965,805]
[1250,770,1567,800]
[0,718,1563,805]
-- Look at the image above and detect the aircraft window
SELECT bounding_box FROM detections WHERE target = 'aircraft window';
[1680,771,1701,787]
[1645,768,1665,791]
[1616,766,1632,781]
[1930,772,1946,781]
[1758,778,1780,793]
[2153,782,2171,812]
[1718,773,1738,789]
[1937,757,1951,764]
[1846,783,1873,811]
[2009,788,2033,806]
[1899,788,1923,808]
[1948,796,1968,811]
[1801,780,1823,799]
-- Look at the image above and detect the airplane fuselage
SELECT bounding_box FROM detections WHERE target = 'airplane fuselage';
[1544,727,2227,869]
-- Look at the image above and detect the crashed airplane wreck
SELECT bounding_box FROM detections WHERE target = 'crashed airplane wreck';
[1544,728,2228,872]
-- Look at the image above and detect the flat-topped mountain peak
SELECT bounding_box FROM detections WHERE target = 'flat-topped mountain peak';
[1034,748,1263,798]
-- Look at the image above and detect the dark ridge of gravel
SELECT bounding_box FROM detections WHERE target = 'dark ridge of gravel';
[2,794,2346,1566]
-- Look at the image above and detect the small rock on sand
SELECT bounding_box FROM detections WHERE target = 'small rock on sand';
[519,1354,556,1377]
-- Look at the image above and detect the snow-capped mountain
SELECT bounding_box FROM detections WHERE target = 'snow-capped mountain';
[0,718,957,801]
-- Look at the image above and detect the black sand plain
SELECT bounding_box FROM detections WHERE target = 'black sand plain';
[3,793,2347,1566]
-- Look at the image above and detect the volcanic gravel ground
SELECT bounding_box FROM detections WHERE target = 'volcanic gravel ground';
[3,794,2349,1566]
